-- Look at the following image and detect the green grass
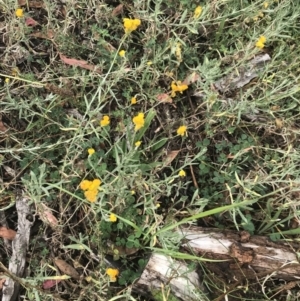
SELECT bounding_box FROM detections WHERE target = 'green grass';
[1,0,300,300]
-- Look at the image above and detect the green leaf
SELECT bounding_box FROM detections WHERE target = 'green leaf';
[150,248,229,262]
[179,9,188,24]
[151,138,168,151]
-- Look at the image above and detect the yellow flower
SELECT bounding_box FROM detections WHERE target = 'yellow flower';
[132,113,145,131]
[80,179,101,202]
[100,115,110,127]
[109,213,117,222]
[119,50,126,57]
[177,125,187,136]
[179,170,186,177]
[89,179,101,191]
[255,36,266,49]
[171,81,188,97]
[106,268,119,282]
[131,190,135,195]
[84,189,98,203]
[263,2,269,8]
[123,18,141,34]
[260,36,266,43]
[194,6,202,18]
[135,141,141,147]
[80,179,101,191]
[131,97,137,104]
[156,203,161,208]
[15,8,23,18]
[5,78,10,84]
[80,180,92,191]
[88,148,95,155]
[147,61,152,66]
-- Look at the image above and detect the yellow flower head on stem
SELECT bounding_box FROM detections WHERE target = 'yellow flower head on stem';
[106,268,119,282]
[135,141,141,147]
[194,6,202,19]
[131,97,137,105]
[132,112,145,131]
[109,213,117,222]
[179,170,186,177]
[100,115,110,127]
[123,18,141,34]
[84,189,98,203]
[89,179,101,191]
[119,50,126,57]
[88,148,95,156]
[80,180,92,191]
[171,81,188,97]
[177,125,187,137]
[255,36,266,49]
[15,8,23,18]
[80,179,101,202]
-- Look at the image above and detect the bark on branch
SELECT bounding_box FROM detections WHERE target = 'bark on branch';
[133,226,300,301]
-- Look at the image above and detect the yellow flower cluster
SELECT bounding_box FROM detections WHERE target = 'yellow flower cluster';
[132,113,145,131]
[177,125,187,136]
[179,170,186,177]
[255,35,266,49]
[80,179,101,203]
[119,50,126,57]
[88,148,95,155]
[109,213,117,222]
[15,8,23,18]
[171,81,188,97]
[123,18,141,34]
[135,141,141,147]
[100,115,110,127]
[194,6,202,19]
[106,268,119,282]
[131,97,137,104]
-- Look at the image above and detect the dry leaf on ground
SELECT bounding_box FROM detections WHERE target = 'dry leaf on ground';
[59,53,101,74]
[30,29,55,40]
[157,93,173,104]
[164,150,180,166]
[0,227,16,240]
[183,71,201,85]
[25,17,39,27]
[112,4,123,16]
[3,165,17,177]
[0,277,6,290]
[0,121,8,132]
[18,0,45,8]
[54,258,80,280]
[39,204,58,229]
[42,279,62,289]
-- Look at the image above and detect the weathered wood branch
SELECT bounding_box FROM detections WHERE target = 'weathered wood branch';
[2,193,33,301]
[133,226,300,301]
